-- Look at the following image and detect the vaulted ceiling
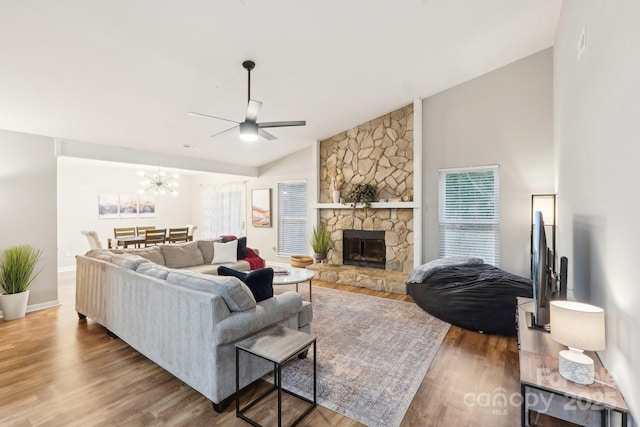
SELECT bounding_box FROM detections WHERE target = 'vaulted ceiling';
[0,1,562,169]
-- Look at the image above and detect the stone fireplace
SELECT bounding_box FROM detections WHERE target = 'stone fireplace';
[342,229,386,269]
[310,101,420,293]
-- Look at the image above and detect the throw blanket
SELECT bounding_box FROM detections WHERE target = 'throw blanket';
[244,247,265,270]
[406,256,484,284]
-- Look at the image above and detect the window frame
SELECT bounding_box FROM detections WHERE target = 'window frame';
[277,180,308,256]
[438,165,500,266]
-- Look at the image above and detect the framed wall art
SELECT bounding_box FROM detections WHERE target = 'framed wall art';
[118,195,139,219]
[251,188,271,227]
[98,194,119,219]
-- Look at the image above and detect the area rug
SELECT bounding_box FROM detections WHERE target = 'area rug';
[272,285,451,427]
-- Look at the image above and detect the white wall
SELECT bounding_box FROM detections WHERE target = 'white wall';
[57,157,193,270]
[0,129,58,309]
[422,49,554,277]
[245,147,315,265]
[555,0,640,418]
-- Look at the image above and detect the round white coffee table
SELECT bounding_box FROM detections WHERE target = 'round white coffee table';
[273,267,315,301]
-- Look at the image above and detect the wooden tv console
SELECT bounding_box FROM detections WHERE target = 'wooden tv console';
[517,298,630,427]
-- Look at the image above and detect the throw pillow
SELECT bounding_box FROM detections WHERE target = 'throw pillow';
[221,236,248,259]
[212,240,238,264]
[197,238,222,264]
[217,266,274,302]
[160,241,204,268]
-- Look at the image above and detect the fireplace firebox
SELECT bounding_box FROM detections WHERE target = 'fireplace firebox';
[342,230,386,269]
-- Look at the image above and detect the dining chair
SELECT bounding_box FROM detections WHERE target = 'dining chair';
[113,227,136,248]
[81,230,103,249]
[144,228,167,246]
[136,225,156,237]
[168,227,189,243]
[185,224,198,241]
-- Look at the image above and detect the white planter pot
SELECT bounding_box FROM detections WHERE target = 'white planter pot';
[0,290,29,321]
[332,190,341,203]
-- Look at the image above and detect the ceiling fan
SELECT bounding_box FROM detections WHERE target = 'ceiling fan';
[188,60,306,142]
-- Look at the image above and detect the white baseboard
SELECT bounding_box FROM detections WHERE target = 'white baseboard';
[58,265,76,273]
[0,299,61,319]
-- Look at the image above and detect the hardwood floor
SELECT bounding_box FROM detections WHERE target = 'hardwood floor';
[0,272,565,426]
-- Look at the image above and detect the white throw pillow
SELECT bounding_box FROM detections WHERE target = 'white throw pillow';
[212,240,238,264]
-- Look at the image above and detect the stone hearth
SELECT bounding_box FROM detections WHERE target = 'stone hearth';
[307,264,408,294]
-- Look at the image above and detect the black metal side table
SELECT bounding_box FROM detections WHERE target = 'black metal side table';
[236,326,317,427]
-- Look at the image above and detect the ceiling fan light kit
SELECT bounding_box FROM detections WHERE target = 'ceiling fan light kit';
[239,121,259,141]
[189,60,306,142]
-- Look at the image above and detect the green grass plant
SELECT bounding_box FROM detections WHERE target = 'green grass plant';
[0,245,43,294]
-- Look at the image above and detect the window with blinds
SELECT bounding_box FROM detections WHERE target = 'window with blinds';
[277,181,308,256]
[438,166,500,266]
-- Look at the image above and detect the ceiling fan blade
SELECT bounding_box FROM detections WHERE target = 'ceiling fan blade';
[211,125,239,138]
[188,111,239,124]
[258,120,306,128]
[258,128,277,141]
[245,100,262,122]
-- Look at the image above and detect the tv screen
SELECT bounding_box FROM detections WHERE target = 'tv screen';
[532,211,551,328]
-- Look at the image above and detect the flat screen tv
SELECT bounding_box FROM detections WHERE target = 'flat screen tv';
[529,210,553,330]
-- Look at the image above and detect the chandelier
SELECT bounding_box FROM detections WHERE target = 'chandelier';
[138,170,179,195]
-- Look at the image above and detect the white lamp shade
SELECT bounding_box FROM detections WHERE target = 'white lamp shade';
[550,300,605,351]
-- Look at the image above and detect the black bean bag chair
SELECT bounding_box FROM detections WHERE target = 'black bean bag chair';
[406,258,533,336]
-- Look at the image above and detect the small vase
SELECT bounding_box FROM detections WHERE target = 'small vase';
[0,290,29,321]
[332,190,341,203]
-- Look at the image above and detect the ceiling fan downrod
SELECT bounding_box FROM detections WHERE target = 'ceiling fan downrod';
[242,60,255,104]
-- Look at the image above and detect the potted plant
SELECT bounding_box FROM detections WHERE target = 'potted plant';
[310,224,331,262]
[0,245,43,321]
[344,183,377,209]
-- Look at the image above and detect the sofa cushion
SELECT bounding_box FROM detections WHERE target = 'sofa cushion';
[136,262,174,280]
[116,246,165,265]
[197,238,222,264]
[181,260,251,275]
[217,266,274,302]
[111,253,151,270]
[212,240,237,264]
[161,241,204,268]
[165,270,256,311]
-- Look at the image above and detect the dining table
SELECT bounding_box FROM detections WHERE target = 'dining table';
[109,235,146,249]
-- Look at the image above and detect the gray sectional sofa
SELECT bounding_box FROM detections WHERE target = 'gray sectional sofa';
[75,239,313,410]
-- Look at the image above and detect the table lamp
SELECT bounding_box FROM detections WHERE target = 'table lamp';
[550,300,605,385]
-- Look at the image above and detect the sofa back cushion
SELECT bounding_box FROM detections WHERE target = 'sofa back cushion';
[112,246,165,265]
[136,263,174,280]
[197,238,222,264]
[160,241,204,268]
[165,270,256,311]
[111,253,151,270]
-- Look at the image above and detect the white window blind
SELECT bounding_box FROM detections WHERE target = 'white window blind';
[202,182,244,238]
[438,166,500,266]
[278,181,308,256]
